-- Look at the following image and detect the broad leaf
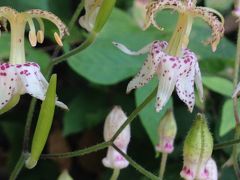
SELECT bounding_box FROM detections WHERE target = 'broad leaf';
[220,99,239,137]
[202,76,233,97]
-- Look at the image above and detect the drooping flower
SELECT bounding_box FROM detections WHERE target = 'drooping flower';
[132,0,149,29]
[114,0,224,112]
[102,106,130,169]
[79,0,103,32]
[180,114,213,180]
[113,40,203,112]
[233,0,240,17]
[156,109,177,153]
[0,7,69,113]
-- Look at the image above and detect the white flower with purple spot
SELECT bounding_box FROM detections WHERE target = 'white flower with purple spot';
[113,40,203,112]
[0,7,69,113]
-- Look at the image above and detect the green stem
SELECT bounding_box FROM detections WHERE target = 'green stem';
[159,153,168,180]
[23,98,37,153]
[41,141,110,159]
[46,32,96,76]
[68,0,85,32]
[9,153,25,180]
[112,144,158,180]
[232,16,240,178]
[111,87,157,142]
[214,137,240,150]
[110,169,120,180]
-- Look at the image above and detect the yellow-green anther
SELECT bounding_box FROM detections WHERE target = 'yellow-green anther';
[93,0,116,33]
[180,113,213,180]
[25,74,57,169]
[0,95,20,115]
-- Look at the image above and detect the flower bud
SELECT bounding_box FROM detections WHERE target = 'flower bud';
[79,0,116,33]
[203,158,218,180]
[132,0,149,29]
[58,170,73,180]
[25,74,57,169]
[155,109,177,153]
[180,113,213,180]
[102,106,130,169]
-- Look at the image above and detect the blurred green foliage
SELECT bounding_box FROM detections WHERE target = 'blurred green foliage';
[0,0,239,179]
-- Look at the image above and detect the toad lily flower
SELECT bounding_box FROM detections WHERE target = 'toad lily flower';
[102,106,130,169]
[0,7,69,113]
[145,0,224,52]
[114,0,224,112]
[113,40,202,112]
[79,0,103,32]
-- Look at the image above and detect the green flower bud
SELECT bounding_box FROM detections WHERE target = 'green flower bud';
[155,109,177,153]
[180,113,213,180]
[25,74,57,169]
[93,0,116,33]
[58,170,73,180]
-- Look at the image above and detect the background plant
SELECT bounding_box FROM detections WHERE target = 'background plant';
[0,0,239,179]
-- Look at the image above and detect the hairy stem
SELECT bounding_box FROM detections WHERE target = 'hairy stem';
[41,141,110,159]
[159,153,168,180]
[232,14,240,178]
[46,32,96,76]
[214,137,240,150]
[68,0,85,32]
[110,169,120,180]
[111,87,157,142]
[112,144,158,180]
[22,98,37,153]
[9,154,25,180]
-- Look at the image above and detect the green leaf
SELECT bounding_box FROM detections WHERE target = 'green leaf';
[68,9,172,85]
[205,0,233,11]
[0,0,48,11]
[135,77,172,146]
[202,76,233,97]
[219,100,240,137]
[68,8,235,85]
[63,91,108,136]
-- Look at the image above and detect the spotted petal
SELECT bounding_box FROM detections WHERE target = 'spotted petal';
[0,63,17,109]
[127,41,167,93]
[15,62,68,110]
[144,0,183,30]
[155,54,181,112]
[176,50,196,112]
[194,60,203,101]
[189,7,224,52]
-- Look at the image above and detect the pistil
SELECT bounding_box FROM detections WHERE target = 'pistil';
[9,14,27,64]
[166,13,193,57]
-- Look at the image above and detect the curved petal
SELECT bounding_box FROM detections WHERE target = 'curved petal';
[194,60,203,102]
[144,0,184,30]
[189,7,224,52]
[15,62,68,110]
[127,41,167,93]
[0,63,17,109]
[112,41,152,56]
[176,49,196,112]
[155,54,181,112]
